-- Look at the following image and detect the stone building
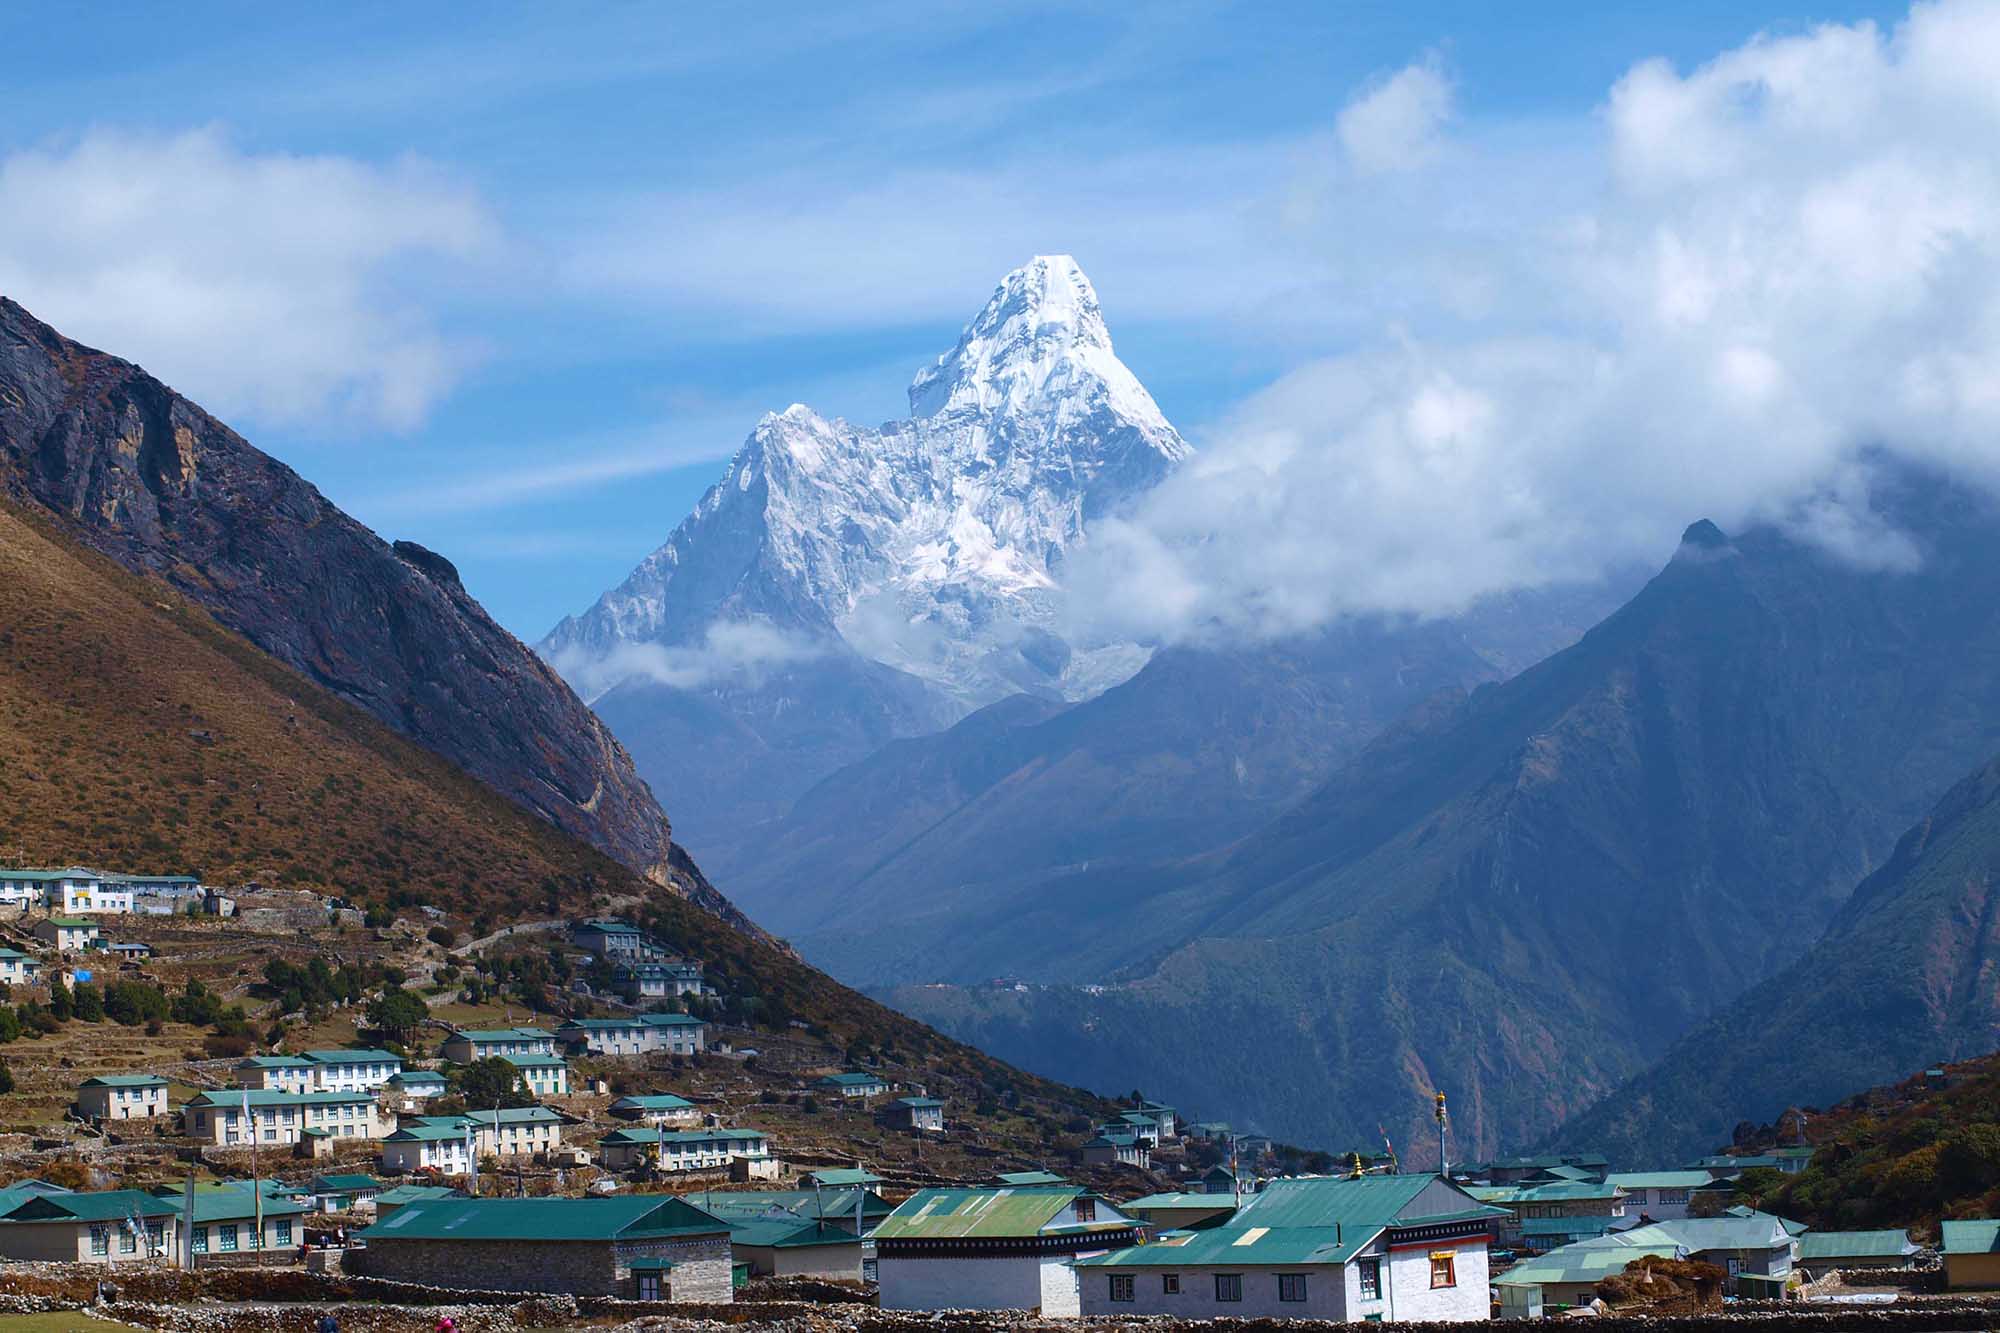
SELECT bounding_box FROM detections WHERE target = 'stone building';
[182,1089,385,1145]
[557,1013,706,1057]
[875,1184,1140,1315]
[358,1195,734,1300]
[0,1189,182,1265]
[441,1027,556,1063]
[76,1075,169,1121]
[234,1056,316,1093]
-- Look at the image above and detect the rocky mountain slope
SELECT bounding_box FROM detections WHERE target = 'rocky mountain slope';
[539,255,1189,853]
[1553,746,2000,1165]
[0,490,1119,1144]
[712,589,1622,947]
[0,295,721,915]
[885,476,2000,1161]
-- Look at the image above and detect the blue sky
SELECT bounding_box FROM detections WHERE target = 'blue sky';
[0,1,1922,638]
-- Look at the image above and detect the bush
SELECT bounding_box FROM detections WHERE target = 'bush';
[103,980,170,1027]
[427,926,459,949]
[72,985,105,1023]
[204,1032,253,1058]
[0,1058,12,1093]
[0,1007,20,1044]
[1939,1123,2000,1193]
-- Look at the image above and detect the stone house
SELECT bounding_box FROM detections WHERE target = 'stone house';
[380,1123,474,1175]
[0,1189,181,1264]
[357,1194,734,1300]
[1796,1229,1920,1276]
[301,1048,403,1092]
[501,1051,571,1096]
[32,916,100,952]
[614,961,706,1002]
[557,1013,706,1057]
[440,1027,556,1063]
[1076,1174,1504,1322]
[813,1071,889,1099]
[1081,1130,1151,1169]
[157,1182,309,1262]
[76,1075,169,1121]
[875,1184,1140,1315]
[234,1056,316,1093]
[881,1096,945,1133]
[182,1089,385,1146]
[1943,1220,2000,1290]
[0,948,42,984]
[607,1093,701,1124]
[726,1216,862,1278]
[597,1126,771,1173]
[1605,1170,1724,1222]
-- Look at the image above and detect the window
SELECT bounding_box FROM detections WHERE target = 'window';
[1215,1274,1243,1303]
[1161,1273,1181,1295]
[1109,1274,1135,1303]
[636,1273,663,1300]
[1357,1258,1382,1300]
[1429,1252,1457,1289]
[1278,1274,1308,1303]
[1661,1189,1690,1205]
[219,1224,239,1252]
[146,1221,164,1252]
[90,1225,110,1256]
[1073,1198,1097,1223]
[192,1227,208,1254]
[1726,1258,1742,1276]
[274,1219,293,1246]
[119,1226,137,1253]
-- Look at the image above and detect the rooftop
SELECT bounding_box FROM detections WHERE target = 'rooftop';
[79,1074,167,1088]
[1942,1220,2000,1255]
[1798,1229,1918,1260]
[875,1186,1113,1242]
[365,1195,727,1242]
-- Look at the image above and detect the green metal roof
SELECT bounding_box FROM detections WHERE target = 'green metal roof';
[237,1056,314,1069]
[1,1189,178,1223]
[1499,1241,1680,1289]
[806,1168,882,1186]
[157,1183,310,1223]
[995,1171,1067,1186]
[79,1075,167,1088]
[1941,1220,2000,1255]
[890,1096,944,1108]
[448,1027,554,1041]
[1606,1171,1718,1190]
[499,1052,568,1068]
[1522,1216,1618,1237]
[1471,1181,1621,1203]
[728,1218,857,1249]
[1798,1230,1917,1260]
[42,917,98,928]
[1080,1175,1501,1270]
[388,1071,446,1087]
[575,919,642,934]
[301,1048,400,1064]
[815,1072,887,1087]
[312,1175,382,1192]
[678,1190,889,1222]
[373,1185,463,1206]
[386,1125,468,1142]
[559,1014,701,1031]
[1121,1193,1241,1212]
[365,1195,727,1242]
[610,1094,696,1110]
[875,1186,1109,1241]
[600,1127,766,1145]
[466,1106,564,1126]
[186,1089,372,1108]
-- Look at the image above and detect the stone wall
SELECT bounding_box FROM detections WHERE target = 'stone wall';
[356,1234,731,1301]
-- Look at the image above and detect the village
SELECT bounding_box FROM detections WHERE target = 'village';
[1,864,1997,1332]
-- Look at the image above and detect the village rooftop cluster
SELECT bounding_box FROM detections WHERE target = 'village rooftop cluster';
[1,865,1997,1318]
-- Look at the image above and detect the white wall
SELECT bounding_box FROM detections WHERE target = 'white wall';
[878,1254,1048,1312]
[1079,1263,1347,1320]
[1384,1237,1490,1322]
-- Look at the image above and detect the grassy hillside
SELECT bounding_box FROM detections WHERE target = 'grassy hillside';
[0,496,1116,1139]
[1735,1054,2000,1235]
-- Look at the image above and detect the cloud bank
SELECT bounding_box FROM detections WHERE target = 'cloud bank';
[546,620,827,701]
[1070,1,2000,642]
[0,127,496,429]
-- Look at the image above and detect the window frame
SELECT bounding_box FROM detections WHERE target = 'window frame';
[1073,1197,1097,1224]
[1215,1273,1243,1303]
[1161,1273,1181,1295]
[1357,1256,1383,1300]
[1108,1273,1135,1303]
[1278,1273,1308,1303]
[1430,1251,1457,1289]
[89,1224,110,1256]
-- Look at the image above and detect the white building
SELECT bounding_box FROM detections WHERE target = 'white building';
[557,1013,706,1057]
[380,1124,474,1175]
[76,1075,169,1121]
[301,1048,403,1092]
[0,949,42,984]
[58,881,134,915]
[1077,1174,1503,1322]
[875,1185,1141,1316]
[597,1126,771,1173]
[501,1052,571,1096]
[182,1090,386,1146]
[235,1056,317,1093]
[32,917,99,952]
[440,1026,556,1062]
[1606,1171,1723,1222]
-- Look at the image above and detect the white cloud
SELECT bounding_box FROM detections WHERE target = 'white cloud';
[0,127,497,429]
[545,620,826,700]
[1337,56,1455,174]
[1066,2,2000,642]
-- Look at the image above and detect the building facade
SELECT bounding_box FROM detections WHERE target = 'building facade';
[598,1127,771,1173]
[301,1048,404,1092]
[235,1057,317,1093]
[875,1185,1141,1316]
[77,1075,169,1121]
[183,1090,385,1145]
[440,1027,556,1063]
[501,1052,571,1096]
[0,1190,181,1265]
[557,1013,706,1057]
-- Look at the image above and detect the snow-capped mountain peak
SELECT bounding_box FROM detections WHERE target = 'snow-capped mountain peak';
[542,255,1187,709]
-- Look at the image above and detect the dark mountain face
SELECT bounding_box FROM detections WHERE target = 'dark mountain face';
[888,478,2000,1161]
[0,295,745,929]
[1552,748,2000,1165]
